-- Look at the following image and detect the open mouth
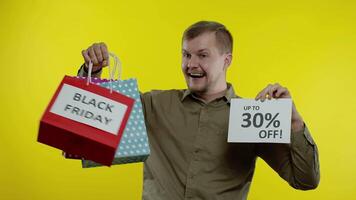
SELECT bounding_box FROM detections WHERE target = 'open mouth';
[188,72,206,78]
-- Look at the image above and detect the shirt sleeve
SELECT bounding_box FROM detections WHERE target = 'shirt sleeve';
[255,125,320,190]
[140,91,154,127]
[77,63,103,77]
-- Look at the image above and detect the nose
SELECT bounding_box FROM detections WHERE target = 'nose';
[187,55,198,69]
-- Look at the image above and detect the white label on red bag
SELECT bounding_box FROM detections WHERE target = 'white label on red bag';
[50,84,128,135]
[228,98,292,143]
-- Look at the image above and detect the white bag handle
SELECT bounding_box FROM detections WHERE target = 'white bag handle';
[86,52,122,93]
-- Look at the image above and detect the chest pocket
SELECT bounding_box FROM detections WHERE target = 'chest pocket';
[197,106,231,157]
[203,105,229,135]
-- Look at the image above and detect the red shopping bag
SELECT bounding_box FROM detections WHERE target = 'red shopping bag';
[38,75,134,166]
[62,77,111,160]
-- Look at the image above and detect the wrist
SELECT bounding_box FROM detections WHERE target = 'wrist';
[291,119,304,133]
[82,63,102,75]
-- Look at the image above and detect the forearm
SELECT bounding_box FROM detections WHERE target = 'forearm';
[256,125,320,190]
[285,126,320,189]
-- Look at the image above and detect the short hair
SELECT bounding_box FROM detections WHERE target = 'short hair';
[182,21,233,54]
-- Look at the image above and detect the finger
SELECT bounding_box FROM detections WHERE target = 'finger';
[274,87,288,98]
[255,89,265,100]
[100,42,109,67]
[81,50,91,65]
[102,60,108,67]
[88,47,98,65]
[256,85,271,101]
[263,84,273,101]
[268,83,280,99]
[93,44,103,63]
[255,88,266,100]
[260,89,269,101]
[255,92,262,100]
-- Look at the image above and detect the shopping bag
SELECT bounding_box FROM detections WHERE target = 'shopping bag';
[63,53,150,167]
[81,78,150,167]
[62,77,112,160]
[38,54,135,166]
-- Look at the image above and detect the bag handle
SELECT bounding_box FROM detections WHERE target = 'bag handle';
[86,52,122,93]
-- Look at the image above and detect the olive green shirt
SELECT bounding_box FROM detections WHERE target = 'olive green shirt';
[140,85,320,200]
[78,68,320,200]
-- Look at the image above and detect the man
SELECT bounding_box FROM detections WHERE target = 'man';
[78,21,320,200]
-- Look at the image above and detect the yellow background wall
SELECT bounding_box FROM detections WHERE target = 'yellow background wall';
[1,0,355,199]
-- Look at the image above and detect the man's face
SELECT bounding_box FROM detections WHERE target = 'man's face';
[182,32,231,94]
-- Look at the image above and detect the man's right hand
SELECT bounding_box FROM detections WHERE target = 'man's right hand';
[81,42,109,72]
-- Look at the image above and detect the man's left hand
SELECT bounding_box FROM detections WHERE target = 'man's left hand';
[255,83,305,133]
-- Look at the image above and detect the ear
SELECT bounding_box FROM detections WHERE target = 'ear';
[223,53,232,70]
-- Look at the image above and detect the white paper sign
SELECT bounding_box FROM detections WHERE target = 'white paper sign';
[50,84,128,135]
[228,98,292,143]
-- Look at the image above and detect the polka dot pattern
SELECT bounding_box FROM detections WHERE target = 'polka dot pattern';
[76,77,150,167]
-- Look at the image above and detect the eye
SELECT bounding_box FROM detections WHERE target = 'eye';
[183,52,191,58]
[199,53,208,58]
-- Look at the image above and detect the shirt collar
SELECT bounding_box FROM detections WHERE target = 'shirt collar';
[181,83,237,103]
